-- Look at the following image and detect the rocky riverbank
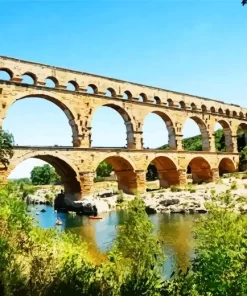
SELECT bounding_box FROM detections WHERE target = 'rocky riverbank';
[26,174,247,215]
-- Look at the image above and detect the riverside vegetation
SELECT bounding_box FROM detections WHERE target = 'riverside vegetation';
[2,183,247,295]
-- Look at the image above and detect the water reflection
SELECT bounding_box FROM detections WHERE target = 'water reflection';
[30,205,197,277]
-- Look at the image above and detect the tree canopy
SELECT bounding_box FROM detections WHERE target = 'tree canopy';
[30,164,61,185]
[0,130,14,168]
[96,161,113,177]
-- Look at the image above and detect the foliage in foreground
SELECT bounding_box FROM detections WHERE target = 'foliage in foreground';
[2,186,247,295]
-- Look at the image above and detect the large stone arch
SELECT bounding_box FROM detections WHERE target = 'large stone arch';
[147,156,180,188]
[8,151,81,195]
[95,155,138,194]
[188,156,212,183]
[183,116,210,151]
[143,110,176,149]
[216,119,233,152]
[90,103,136,149]
[3,93,80,147]
[218,157,236,176]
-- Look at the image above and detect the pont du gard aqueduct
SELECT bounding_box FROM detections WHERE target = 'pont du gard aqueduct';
[0,56,246,198]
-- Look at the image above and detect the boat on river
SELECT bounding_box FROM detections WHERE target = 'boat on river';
[89,216,102,220]
[56,218,62,225]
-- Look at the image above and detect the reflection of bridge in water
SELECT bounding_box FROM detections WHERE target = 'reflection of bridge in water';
[0,56,245,198]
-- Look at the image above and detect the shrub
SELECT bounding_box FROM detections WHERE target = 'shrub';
[231,181,238,190]
[170,185,182,192]
[93,176,105,183]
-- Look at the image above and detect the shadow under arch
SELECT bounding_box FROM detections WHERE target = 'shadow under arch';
[148,156,179,188]
[91,103,135,148]
[188,157,212,184]
[143,111,176,149]
[8,152,81,195]
[183,116,210,151]
[7,94,79,146]
[97,155,137,194]
[218,158,236,176]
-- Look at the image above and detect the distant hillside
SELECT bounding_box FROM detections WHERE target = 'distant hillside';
[158,129,245,152]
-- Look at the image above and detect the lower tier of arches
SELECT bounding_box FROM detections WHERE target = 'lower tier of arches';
[2,149,239,198]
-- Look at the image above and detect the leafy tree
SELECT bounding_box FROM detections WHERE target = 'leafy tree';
[30,164,61,185]
[96,161,113,177]
[0,130,14,168]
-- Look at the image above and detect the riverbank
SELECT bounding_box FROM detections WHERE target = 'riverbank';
[26,173,247,215]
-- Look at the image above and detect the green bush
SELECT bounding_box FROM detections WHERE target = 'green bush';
[94,176,105,183]
[231,181,238,190]
[170,185,182,192]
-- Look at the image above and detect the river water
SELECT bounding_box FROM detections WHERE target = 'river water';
[30,204,198,278]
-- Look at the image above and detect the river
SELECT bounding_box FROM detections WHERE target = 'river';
[30,204,198,278]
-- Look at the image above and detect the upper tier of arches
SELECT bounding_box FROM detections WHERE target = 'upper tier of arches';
[0,56,246,119]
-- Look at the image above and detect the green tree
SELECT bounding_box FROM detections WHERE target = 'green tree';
[30,164,61,185]
[0,130,14,168]
[96,161,113,177]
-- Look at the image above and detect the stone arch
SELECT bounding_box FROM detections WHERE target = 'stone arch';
[45,76,59,88]
[191,103,197,111]
[5,93,79,147]
[154,96,161,105]
[201,105,207,112]
[226,109,230,116]
[22,72,37,85]
[147,156,179,188]
[8,152,81,195]
[96,155,137,194]
[91,103,135,148]
[0,68,13,80]
[87,84,98,94]
[218,108,223,114]
[67,80,79,91]
[188,157,212,184]
[210,106,216,113]
[143,111,176,149]
[179,101,186,110]
[183,116,210,151]
[123,90,132,100]
[240,111,244,119]
[215,119,233,152]
[218,158,236,176]
[167,98,174,107]
[105,87,116,97]
[233,110,237,117]
[237,122,247,150]
[139,93,148,102]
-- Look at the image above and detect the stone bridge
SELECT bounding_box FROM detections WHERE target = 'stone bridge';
[0,56,246,197]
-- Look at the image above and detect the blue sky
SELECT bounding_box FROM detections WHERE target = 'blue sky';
[0,0,246,178]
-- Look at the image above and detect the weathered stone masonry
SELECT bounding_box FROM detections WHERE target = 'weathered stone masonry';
[0,56,245,197]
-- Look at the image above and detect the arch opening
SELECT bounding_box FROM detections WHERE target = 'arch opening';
[154,96,161,105]
[3,95,78,146]
[105,88,116,97]
[143,111,176,149]
[67,81,79,91]
[218,158,236,176]
[179,101,186,110]
[95,156,136,194]
[91,104,134,148]
[188,157,212,184]
[237,123,247,152]
[0,68,12,81]
[87,84,98,94]
[45,77,58,88]
[22,73,36,85]
[122,90,132,100]
[138,93,147,102]
[146,156,179,190]
[182,117,209,151]
[214,120,233,152]
[8,155,81,196]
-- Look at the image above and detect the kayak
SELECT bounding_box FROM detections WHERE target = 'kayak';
[89,216,102,220]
